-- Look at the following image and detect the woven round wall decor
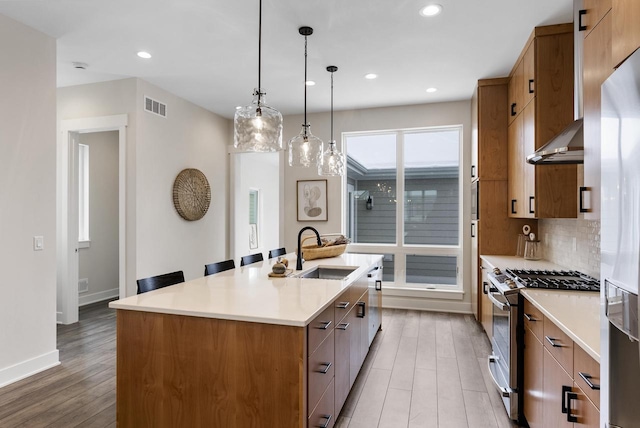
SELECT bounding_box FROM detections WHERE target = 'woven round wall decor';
[172,168,211,221]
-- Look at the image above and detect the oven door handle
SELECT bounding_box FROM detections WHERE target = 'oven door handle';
[487,355,515,397]
[487,290,510,311]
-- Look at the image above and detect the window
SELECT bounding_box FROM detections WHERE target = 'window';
[345,127,462,289]
[78,143,90,242]
[249,189,259,249]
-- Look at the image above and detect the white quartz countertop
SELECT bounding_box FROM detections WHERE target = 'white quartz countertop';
[109,253,383,327]
[480,254,601,362]
[521,289,600,362]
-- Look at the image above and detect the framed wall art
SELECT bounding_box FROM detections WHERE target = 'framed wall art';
[297,179,327,221]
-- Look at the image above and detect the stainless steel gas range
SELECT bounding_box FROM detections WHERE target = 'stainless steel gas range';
[485,267,600,423]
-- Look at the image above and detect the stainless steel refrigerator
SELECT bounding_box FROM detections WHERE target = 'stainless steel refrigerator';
[601,46,640,428]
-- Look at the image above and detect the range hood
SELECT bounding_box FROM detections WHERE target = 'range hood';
[526,118,584,164]
[528,1,584,165]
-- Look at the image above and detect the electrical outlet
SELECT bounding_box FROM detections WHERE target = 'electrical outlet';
[33,236,44,251]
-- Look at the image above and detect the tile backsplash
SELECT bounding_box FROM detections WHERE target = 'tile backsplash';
[538,218,600,279]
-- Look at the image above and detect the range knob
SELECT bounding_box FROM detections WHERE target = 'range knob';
[506,279,517,289]
[492,267,502,275]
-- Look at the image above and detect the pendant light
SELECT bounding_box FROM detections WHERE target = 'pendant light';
[319,65,345,176]
[288,26,323,167]
[233,0,283,152]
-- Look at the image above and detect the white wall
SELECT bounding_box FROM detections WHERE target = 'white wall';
[78,131,119,305]
[282,100,472,311]
[0,14,59,387]
[135,79,229,288]
[231,152,281,262]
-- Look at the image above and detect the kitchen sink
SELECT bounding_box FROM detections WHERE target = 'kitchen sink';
[295,266,358,280]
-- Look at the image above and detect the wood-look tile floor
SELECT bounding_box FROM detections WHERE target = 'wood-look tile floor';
[337,309,519,428]
[0,303,519,428]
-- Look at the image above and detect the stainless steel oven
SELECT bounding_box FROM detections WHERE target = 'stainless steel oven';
[485,279,519,421]
[471,180,479,220]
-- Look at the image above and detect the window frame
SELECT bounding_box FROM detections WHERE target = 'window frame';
[78,143,90,246]
[343,125,464,292]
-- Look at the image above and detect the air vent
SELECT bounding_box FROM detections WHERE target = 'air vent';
[144,96,167,118]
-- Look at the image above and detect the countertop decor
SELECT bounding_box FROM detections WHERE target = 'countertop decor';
[172,168,211,221]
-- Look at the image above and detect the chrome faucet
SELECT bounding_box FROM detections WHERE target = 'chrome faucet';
[296,226,322,270]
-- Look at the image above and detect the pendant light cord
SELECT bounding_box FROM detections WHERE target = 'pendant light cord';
[257,0,262,105]
[330,70,334,146]
[304,34,308,133]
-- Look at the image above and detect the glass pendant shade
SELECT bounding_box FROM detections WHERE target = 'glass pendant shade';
[288,124,323,167]
[234,89,283,152]
[318,141,345,175]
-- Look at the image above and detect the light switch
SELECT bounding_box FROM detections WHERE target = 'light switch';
[34,236,44,251]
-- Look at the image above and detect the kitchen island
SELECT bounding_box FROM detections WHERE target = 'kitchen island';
[109,253,383,428]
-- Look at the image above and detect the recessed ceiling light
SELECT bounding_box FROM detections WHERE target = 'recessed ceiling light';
[420,4,443,17]
[137,51,152,59]
[426,87,438,93]
[305,80,316,86]
[365,73,378,80]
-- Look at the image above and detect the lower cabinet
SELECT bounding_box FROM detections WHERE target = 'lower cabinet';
[522,297,600,428]
[307,263,381,427]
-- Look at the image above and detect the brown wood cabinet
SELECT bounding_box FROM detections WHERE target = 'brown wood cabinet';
[580,0,612,37]
[508,61,524,124]
[522,296,600,428]
[506,24,577,219]
[524,323,544,428]
[480,261,493,339]
[582,10,613,220]
[612,0,640,67]
[470,78,536,324]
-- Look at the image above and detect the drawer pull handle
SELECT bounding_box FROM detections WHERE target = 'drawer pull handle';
[336,322,350,330]
[528,79,534,94]
[316,320,332,330]
[375,279,382,291]
[318,414,332,428]
[357,301,366,318]
[336,301,349,309]
[545,336,562,347]
[511,199,517,214]
[511,103,517,116]
[524,313,536,322]
[317,362,332,374]
[578,372,601,390]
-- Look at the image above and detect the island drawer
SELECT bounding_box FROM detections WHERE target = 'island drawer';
[308,329,334,416]
[543,316,574,375]
[308,378,335,428]
[574,345,600,409]
[308,304,335,356]
[523,298,544,341]
[334,289,352,324]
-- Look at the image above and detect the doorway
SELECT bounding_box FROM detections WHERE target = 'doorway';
[57,115,127,325]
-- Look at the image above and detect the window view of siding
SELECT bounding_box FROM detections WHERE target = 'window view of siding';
[345,127,461,288]
[404,130,459,245]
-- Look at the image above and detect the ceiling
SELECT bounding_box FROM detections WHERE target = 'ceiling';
[0,0,573,119]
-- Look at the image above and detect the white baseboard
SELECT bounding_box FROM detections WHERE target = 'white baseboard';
[0,350,60,388]
[382,294,472,314]
[79,288,119,306]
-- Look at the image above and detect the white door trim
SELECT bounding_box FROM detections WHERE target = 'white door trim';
[57,114,128,324]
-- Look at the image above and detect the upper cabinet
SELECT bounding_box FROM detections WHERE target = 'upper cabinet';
[612,0,640,67]
[507,24,577,219]
[476,79,510,181]
[582,8,613,220]
[580,0,612,37]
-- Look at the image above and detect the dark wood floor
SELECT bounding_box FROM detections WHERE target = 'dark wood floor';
[0,302,116,428]
[0,302,518,427]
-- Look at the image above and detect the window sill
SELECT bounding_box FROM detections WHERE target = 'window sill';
[382,284,464,300]
[78,241,91,249]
